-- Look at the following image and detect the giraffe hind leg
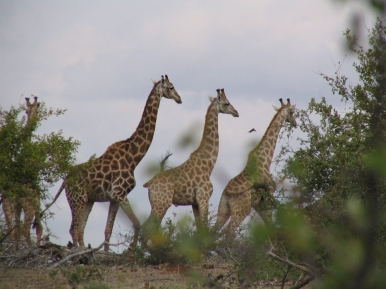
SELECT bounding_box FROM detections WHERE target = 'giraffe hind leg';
[215,194,231,232]
[69,202,87,247]
[119,199,141,247]
[224,194,251,235]
[78,201,94,247]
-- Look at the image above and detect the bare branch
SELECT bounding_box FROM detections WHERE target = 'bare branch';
[48,241,106,269]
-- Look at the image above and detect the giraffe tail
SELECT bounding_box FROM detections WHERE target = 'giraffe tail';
[39,181,66,218]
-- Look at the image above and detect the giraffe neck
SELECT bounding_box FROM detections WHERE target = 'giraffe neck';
[191,100,219,171]
[126,83,162,166]
[245,107,287,176]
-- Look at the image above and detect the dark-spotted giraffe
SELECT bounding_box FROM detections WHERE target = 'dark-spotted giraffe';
[47,75,182,251]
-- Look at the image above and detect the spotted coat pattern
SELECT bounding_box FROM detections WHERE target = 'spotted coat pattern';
[142,89,239,239]
[215,99,297,233]
[52,76,181,251]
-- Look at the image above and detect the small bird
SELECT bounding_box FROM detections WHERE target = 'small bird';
[248,128,256,133]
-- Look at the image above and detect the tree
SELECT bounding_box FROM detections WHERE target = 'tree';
[0,99,80,217]
[275,18,386,288]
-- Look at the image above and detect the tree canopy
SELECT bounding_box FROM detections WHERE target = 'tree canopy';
[274,17,386,288]
[0,99,80,203]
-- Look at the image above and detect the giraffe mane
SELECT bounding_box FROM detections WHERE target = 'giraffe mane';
[249,105,287,154]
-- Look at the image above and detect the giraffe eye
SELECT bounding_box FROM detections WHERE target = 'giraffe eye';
[169,87,174,90]
[225,103,230,106]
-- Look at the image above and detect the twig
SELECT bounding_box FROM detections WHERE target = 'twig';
[281,265,292,289]
[267,249,314,276]
[266,245,316,289]
[48,241,107,269]
[0,226,16,244]
[290,275,314,289]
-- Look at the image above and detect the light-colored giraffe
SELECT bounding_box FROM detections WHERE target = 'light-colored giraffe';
[46,75,181,251]
[1,96,43,247]
[142,89,239,240]
[215,98,297,233]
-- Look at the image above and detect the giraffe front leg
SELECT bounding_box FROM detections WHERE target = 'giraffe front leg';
[23,201,35,246]
[78,201,94,248]
[142,187,172,245]
[14,203,22,249]
[141,211,164,246]
[2,198,16,240]
[104,202,119,251]
[120,199,141,247]
[251,188,274,227]
[33,212,43,246]
[195,185,212,228]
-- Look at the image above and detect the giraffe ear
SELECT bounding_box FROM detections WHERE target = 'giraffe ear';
[208,96,216,103]
[151,79,157,84]
[272,105,280,111]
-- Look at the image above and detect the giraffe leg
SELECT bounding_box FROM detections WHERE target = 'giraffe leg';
[251,188,274,227]
[78,201,94,247]
[14,203,22,249]
[22,200,35,246]
[225,193,251,235]
[69,200,87,247]
[31,195,43,246]
[192,204,200,225]
[104,201,119,251]
[259,210,273,226]
[195,184,212,228]
[215,194,231,232]
[2,198,16,240]
[142,188,171,244]
[142,209,168,245]
[33,211,43,246]
[120,199,141,247]
[226,213,249,235]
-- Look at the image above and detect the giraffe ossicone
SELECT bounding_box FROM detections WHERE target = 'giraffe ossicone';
[215,98,297,234]
[142,88,239,243]
[46,75,182,251]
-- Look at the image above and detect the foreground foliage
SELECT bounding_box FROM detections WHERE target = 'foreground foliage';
[274,17,386,288]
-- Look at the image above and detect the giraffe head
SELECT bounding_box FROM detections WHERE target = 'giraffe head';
[25,96,40,123]
[153,75,182,104]
[273,98,297,127]
[209,88,239,117]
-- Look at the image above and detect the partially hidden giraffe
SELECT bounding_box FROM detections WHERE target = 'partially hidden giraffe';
[46,75,182,251]
[2,96,43,247]
[215,98,297,233]
[142,89,239,241]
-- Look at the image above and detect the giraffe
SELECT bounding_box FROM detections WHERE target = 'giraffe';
[142,88,239,241]
[215,98,297,233]
[1,96,43,247]
[47,75,181,251]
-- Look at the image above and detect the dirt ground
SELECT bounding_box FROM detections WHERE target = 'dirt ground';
[0,264,300,289]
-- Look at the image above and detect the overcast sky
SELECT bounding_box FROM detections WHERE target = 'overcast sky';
[0,1,377,251]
